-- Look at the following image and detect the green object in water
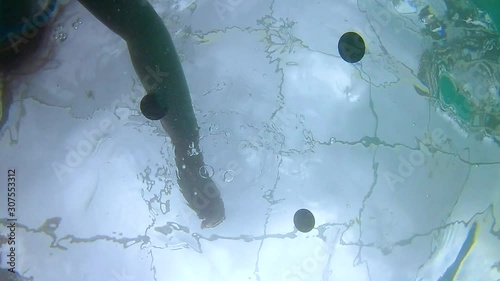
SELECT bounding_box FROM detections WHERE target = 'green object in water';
[438,74,472,121]
[472,0,500,30]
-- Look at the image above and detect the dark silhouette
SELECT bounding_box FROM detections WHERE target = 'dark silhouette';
[78,0,225,228]
[2,1,226,228]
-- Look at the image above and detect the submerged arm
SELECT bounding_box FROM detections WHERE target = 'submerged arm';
[78,0,225,228]
[77,0,198,146]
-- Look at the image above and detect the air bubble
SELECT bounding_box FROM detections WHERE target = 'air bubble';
[58,33,67,42]
[53,24,63,33]
[72,18,82,29]
[199,165,214,179]
[223,170,235,182]
[53,25,67,42]
[209,124,218,132]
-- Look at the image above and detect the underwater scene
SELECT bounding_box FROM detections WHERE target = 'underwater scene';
[0,0,499,280]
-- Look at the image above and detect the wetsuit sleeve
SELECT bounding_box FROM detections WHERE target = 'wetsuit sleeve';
[78,0,200,148]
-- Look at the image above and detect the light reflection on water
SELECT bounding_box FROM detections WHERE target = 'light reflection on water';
[0,0,499,281]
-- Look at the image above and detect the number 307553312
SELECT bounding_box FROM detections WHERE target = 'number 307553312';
[7,169,16,213]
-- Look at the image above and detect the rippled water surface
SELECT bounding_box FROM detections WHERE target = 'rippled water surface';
[0,0,499,280]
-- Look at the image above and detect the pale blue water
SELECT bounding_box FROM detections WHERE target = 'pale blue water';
[0,1,499,281]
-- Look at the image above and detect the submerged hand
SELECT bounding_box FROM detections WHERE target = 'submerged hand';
[175,153,226,229]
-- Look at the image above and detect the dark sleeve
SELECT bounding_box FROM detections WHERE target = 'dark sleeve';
[78,0,200,147]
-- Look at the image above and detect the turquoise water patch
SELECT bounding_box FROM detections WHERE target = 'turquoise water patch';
[438,74,472,122]
[472,0,500,30]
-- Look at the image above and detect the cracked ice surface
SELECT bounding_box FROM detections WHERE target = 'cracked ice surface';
[0,0,499,281]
